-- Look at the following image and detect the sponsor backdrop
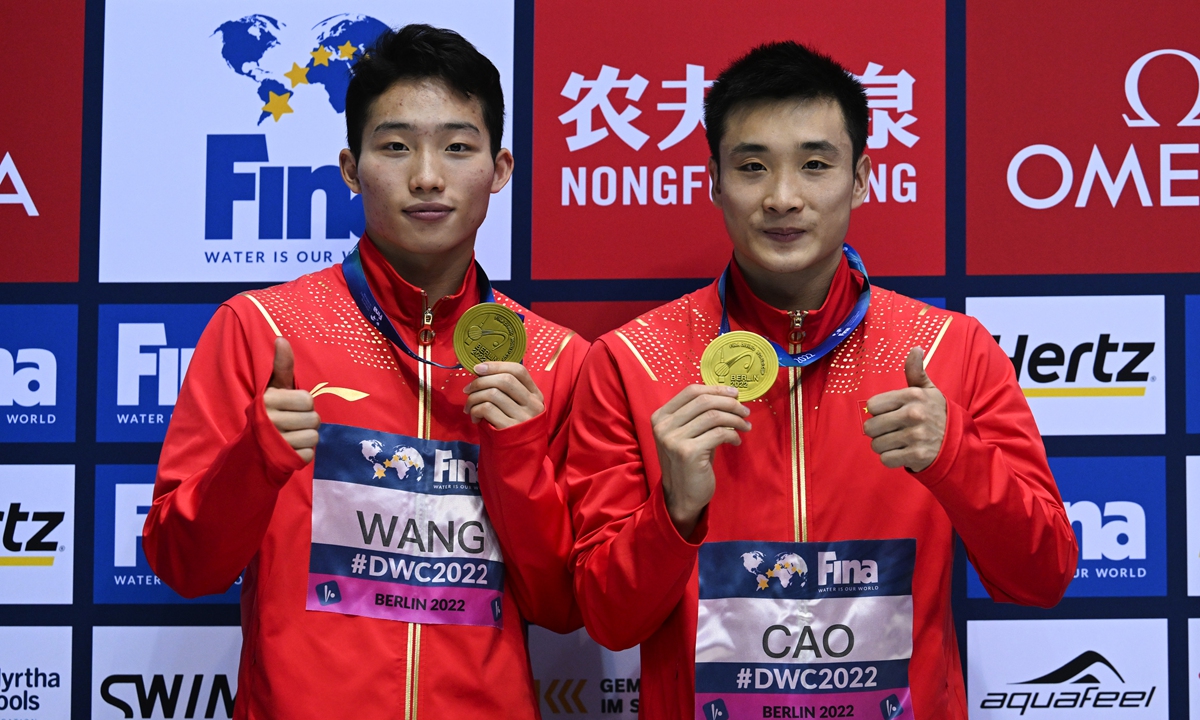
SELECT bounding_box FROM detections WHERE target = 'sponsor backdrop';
[1,0,1198,717]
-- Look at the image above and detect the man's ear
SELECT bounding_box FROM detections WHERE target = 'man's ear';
[850,153,872,210]
[491,148,515,194]
[707,156,723,209]
[339,148,362,194]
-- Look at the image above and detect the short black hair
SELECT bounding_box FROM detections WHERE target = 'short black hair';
[704,41,869,166]
[345,24,504,159]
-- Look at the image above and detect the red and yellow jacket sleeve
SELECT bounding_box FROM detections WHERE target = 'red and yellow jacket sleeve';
[143,303,307,599]
[476,334,589,633]
[915,316,1077,607]
[565,341,705,651]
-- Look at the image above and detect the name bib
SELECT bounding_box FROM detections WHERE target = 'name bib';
[696,539,916,720]
[306,423,505,628]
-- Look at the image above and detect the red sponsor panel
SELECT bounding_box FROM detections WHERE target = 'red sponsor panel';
[0,1,85,282]
[532,0,946,280]
[967,1,1200,275]
[532,300,663,342]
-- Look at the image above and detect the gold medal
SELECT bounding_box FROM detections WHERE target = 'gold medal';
[453,303,526,372]
[700,331,779,401]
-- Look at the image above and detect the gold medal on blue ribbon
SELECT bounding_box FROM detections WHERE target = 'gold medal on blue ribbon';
[700,331,779,401]
[453,304,526,373]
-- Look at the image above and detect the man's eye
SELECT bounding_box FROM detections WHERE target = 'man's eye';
[804,160,828,170]
[447,143,469,152]
[740,162,766,172]
[385,142,408,152]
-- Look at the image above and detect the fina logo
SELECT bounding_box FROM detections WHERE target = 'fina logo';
[1066,501,1145,562]
[0,348,55,409]
[1008,48,1200,209]
[117,323,194,409]
[817,550,878,588]
[205,14,377,243]
[113,484,153,569]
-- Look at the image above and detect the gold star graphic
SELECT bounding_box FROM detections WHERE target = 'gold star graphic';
[262,91,293,122]
[310,46,333,67]
[374,466,386,479]
[766,569,775,577]
[337,40,358,59]
[284,62,310,88]
[757,577,769,590]
[383,458,393,468]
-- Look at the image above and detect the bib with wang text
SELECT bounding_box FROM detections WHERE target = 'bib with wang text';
[306,423,505,628]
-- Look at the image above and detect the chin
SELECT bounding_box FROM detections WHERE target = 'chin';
[746,245,825,275]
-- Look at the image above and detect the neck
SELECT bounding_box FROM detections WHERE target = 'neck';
[733,247,842,313]
[367,233,475,306]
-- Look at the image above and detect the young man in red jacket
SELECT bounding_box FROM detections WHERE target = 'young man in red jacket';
[144,25,585,719]
[565,41,1077,720]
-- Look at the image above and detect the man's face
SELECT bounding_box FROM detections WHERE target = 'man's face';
[339,78,512,259]
[709,98,870,280]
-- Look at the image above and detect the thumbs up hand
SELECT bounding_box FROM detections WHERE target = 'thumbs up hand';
[863,347,947,472]
[263,337,320,463]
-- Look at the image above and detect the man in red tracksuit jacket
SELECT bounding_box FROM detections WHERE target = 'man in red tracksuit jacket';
[564,42,1077,720]
[144,26,585,719]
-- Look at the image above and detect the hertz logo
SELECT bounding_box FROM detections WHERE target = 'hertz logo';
[0,503,63,566]
[993,334,1154,398]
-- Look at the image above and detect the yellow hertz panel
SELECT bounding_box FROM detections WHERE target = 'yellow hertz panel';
[0,557,55,566]
[1023,387,1147,398]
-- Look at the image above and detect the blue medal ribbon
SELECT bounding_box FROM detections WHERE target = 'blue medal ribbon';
[717,243,871,368]
[342,241,496,370]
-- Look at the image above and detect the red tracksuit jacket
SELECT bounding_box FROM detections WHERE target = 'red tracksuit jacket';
[144,237,586,719]
[565,255,1076,719]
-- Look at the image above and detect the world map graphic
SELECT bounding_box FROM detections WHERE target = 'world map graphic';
[212,13,390,124]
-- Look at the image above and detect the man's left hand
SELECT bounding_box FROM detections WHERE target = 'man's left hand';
[863,347,947,472]
[463,362,545,430]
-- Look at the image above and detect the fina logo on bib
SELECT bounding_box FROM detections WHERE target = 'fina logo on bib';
[738,549,880,594]
[966,295,1164,435]
[98,0,514,284]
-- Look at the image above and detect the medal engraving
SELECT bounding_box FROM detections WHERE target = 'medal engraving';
[453,304,526,372]
[700,331,779,401]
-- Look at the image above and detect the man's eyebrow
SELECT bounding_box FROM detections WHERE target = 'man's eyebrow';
[372,121,481,134]
[373,121,414,134]
[800,139,841,155]
[439,121,481,134]
[729,142,770,155]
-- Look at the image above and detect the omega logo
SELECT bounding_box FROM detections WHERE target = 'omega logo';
[1123,49,1200,127]
[1006,48,1200,210]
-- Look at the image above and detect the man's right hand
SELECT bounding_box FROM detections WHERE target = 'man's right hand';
[651,384,751,539]
[263,337,320,463]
